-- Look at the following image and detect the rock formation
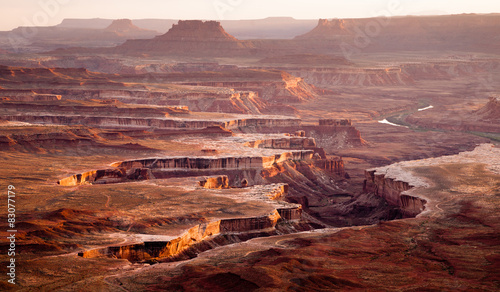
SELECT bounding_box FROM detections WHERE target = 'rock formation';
[364,168,427,217]
[198,175,229,189]
[115,20,253,56]
[79,183,302,263]
[58,151,314,186]
[475,95,500,120]
[295,19,349,40]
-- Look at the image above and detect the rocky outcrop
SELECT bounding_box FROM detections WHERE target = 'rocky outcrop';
[475,95,500,120]
[2,113,300,131]
[292,14,500,54]
[198,175,229,189]
[57,168,155,186]
[364,168,427,218]
[112,151,314,171]
[59,151,314,186]
[300,124,364,150]
[80,211,283,262]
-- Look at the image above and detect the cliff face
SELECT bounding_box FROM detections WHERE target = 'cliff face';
[2,113,300,131]
[79,184,301,263]
[113,151,314,171]
[198,175,229,189]
[59,151,314,186]
[364,169,426,218]
[301,124,364,150]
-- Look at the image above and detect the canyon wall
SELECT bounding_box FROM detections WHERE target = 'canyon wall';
[198,175,229,189]
[59,151,314,186]
[0,88,267,115]
[112,151,314,171]
[2,114,300,131]
[364,169,426,217]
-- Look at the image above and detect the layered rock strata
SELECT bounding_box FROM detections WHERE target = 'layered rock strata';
[79,184,302,263]
[58,151,314,186]
[198,175,229,189]
[2,113,300,131]
[364,168,426,217]
[115,20,253,56]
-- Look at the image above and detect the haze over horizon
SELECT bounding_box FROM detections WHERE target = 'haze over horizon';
[1,0,499,31]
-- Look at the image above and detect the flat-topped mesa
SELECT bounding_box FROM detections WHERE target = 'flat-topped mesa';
[364,144,500,218]
[79,183,302,263]
[314,157,346,177]
[158,20,238,42]
[115,20,252,56]
[58,151,314,186]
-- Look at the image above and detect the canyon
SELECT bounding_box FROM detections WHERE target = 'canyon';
[0,12,499,292]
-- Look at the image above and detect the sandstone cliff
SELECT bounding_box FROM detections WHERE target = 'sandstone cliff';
[198,175,229,189]
[364,168,427,218]
[58,151,314,186]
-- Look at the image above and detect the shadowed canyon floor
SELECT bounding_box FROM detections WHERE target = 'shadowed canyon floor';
[0,14,499,291]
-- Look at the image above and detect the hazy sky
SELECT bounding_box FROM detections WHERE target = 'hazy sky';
[1,0,499,31]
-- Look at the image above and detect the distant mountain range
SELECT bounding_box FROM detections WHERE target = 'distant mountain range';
[0,14,498,56]
[57,17,319,39]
